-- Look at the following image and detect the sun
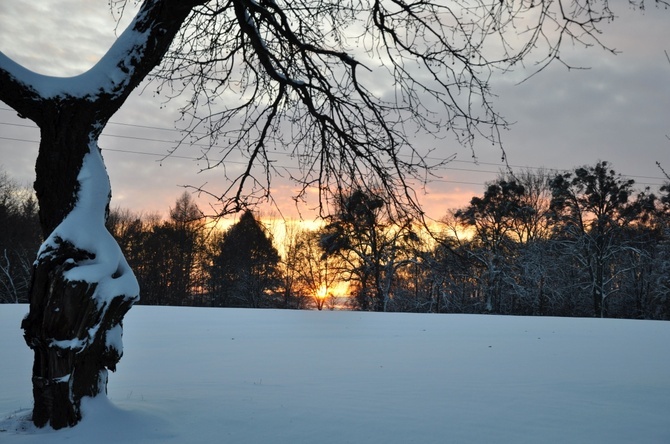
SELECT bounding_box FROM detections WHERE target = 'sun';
[315,285,329,299]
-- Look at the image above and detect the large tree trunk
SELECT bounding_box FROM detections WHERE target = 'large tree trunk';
[0,0,206,429]
[23,239,136,428]
[20,110,138,428]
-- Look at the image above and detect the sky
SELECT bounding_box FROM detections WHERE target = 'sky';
[0,1,668,221]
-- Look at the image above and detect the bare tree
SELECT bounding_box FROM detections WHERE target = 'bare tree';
[153,0,656,215]
[0,0,654,429]
[292,228,343,310]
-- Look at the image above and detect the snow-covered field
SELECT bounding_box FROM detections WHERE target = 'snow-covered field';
[1,305,669,443]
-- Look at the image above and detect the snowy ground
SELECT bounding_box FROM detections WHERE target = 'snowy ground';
[1,305,669,443]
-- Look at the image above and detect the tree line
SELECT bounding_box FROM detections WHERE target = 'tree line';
[299,161,670,319]
[439,162,670,319]
[2,162,669,319]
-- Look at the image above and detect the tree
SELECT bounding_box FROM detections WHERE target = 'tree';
[549,161,652,317]
[320,190,383,310]
[276,222,329,310]
[107,199,213,306]
[165,192,207,304]
[492,170,555,314]
[455,178,528,312]
[378,230,429,313]
[209,211,281,308]
[504,169,555,244]
[0,2,202,428]
[0,0,653,429]
[321,189,419,311]
[292,228,344,310]
[107,210,174,305]
[649,185,670,318]
[0,169,41,303]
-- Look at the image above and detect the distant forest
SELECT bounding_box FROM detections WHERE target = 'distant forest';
[2,161,669,319]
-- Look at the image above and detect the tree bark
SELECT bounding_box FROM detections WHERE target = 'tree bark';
[23,239,135,428]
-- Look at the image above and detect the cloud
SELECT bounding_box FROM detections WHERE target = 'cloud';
[0,1,136,76]
[470,6,670,186]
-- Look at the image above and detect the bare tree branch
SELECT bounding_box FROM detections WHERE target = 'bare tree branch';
[129,0,664,221]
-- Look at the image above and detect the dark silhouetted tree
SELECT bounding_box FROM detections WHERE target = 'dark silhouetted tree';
[165,192,206,304]
[210,211,280,308]
[321,189,418,311]
[455,179,528,312]
[107,196,209,306]
[0,169,41,303]
[292,229,343,310]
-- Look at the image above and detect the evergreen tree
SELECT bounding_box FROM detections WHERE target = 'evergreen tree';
[210,211,280,308]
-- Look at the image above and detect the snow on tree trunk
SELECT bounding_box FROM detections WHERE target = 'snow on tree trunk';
[21,136,139,428]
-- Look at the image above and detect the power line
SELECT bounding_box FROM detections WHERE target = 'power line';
[1,132,663,189]
[0,133,498,187]
[0,106,179,133]
[1,109,667,188]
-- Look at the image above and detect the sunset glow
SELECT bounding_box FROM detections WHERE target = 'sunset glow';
[315,285,329,299]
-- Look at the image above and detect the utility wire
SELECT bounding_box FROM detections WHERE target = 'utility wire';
[1,107,667,188]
